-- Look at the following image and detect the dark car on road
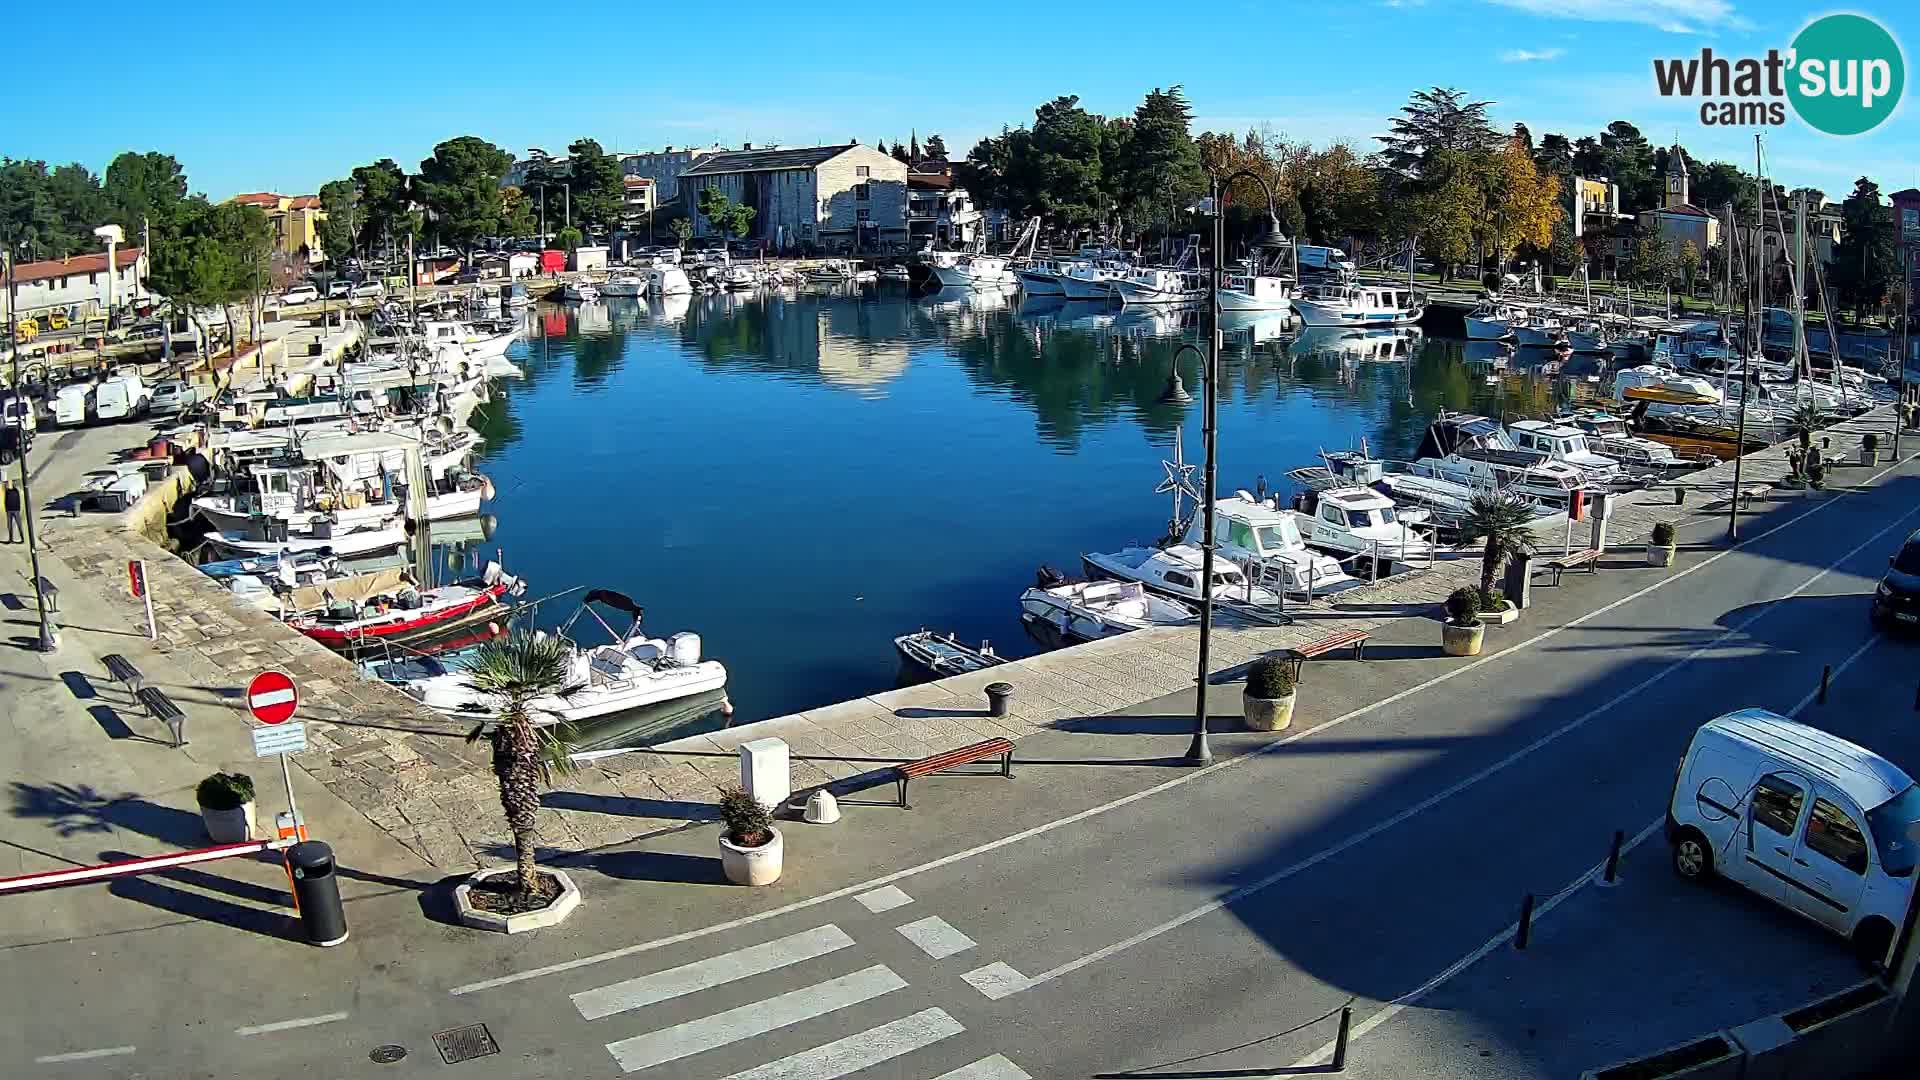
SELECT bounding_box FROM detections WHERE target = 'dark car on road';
[1871,531,1920,630]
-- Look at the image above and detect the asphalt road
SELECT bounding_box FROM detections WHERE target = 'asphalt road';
[9,450,1920,1079]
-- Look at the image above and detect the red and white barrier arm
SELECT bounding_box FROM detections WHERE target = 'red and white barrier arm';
[0,838,295,895]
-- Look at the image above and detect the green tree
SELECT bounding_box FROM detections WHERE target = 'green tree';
[552,226,583,252]
[955,131,1015,215]
[413,136,514,256]
[1027,95,1105,226]
[1548,215,1579,276]
[1120,86,1206,231]
[1377,87,1499,177]
[668,217,693,250]
[350,158,413,252]
[1597,121,1659,213]
[0,160,68,259]
[462,633,580,898]
[500,187,536,239]
[565,138,624,235]
[1831,176,1898,319]
[1678,239,1701,295]
[1691,160,1756,218]
[1625,220,1674,290]
[695,186,756,239]
[924,133,948,161]
[889,141,911,165]
[1456,493,1537,604]
[148,198,272,356]
[315,179,360,266]
[102,151,189,247]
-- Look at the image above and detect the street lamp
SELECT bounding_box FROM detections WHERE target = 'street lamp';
[1158,346,1195,405]
[4,246,58,651]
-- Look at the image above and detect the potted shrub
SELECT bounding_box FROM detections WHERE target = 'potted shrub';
[1862,432,1881,466]
[1476,586,1517,625]
[1456,493,1533,624]
[1243,656,1296,733]
[718,786,783,886]
[1648,521,1677,567]
[197,771,256,843]
[1441,587,1485,656]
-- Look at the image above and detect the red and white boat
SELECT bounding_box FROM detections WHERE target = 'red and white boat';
[285,563,524,649]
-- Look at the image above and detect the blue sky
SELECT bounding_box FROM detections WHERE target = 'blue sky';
[11,0,1916,201]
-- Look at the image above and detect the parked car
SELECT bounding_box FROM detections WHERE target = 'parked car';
[350,281,384,299]
[126,322,167,341]
[147,379,201,416]
[282,284,320,305]
[0,424,31,466]
[1666,708,1920,968]
[1871,531,1920,630]
[326,280,352,299]
[3,393,39,434]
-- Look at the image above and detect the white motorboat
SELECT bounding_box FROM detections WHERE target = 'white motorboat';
[1290,486,1435,565]
[1511,313,1566,348]
[1289,450,1500,538]
[1464,300,1524,340]
[204,519,409,558]
[1507,419,1633,488]
[1020,567,1194,646]
[1411,412,1586,507]
[1081,543,1281,607]
[558,281,601,302]
[1612,365,1724,405]
[389,590,727,723]
[928,252,1015,289]
[1060,258,1129,300]
[1184,495,1356,596]
[417,319,519,360]
[1217,270,1294,313]
[851,268,878,284]
[1013,257,1068,296]
[1291,282,1423,327]
[1554,411,1692,471]
[1113,266,1207,307]
[601,272,647,297]
[879,265,911,283]
[648,266,694,296]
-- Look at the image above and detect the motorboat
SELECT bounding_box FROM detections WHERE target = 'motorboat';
[1287,486,1435,566]
[928,251,1015,289]
[194,459,492,531]
[1553,411,1695,471]
[1182,495,1355,596]
[1217,253,1294,313]
[390,590,728,723]
[1019,567,1194,647]
[1289,450,1496,537]
[1081,543,1281,607]
[1613,365,1724,405]
[1059,258,1129,300]
[417,319,519,360]
[204,518,408,558]
[1113,266,1206,306]
[805,259,857,284]
[1291,282,1424,328]
[1013,257,1068,296]
[1506,419,1636,488]
[1510,312,1565,348]
[894,630,1004,679]
[879,265,911,283]
[557,281,601,302]
[1465,301,1524,340]
[201,550,347,611]
[1563,318,1610,353]
[601,272,647,297]
[648,266,694,296]
[283,563,524,650]
[721,266,759,290]
[1411,412,1586,508]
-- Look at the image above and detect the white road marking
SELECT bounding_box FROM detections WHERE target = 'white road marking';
[1283,628,1887,1072]
[895,915,976,959]
[933,1055,1036,1080]
[715,1007,963,1080]
[604,964,906,1074]
[574,925,856,1020]
[449,451,1915,997]
[980,495,1920,999]
[34,1047,136,1064]
[960,961,1032,1000]
[234,1011,349,1037]
[854,885,914,913]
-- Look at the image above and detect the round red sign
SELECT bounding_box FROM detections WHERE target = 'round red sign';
[247,670,299,725]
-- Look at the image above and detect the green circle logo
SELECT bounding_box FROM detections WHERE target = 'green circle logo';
[1787,13,1905,136]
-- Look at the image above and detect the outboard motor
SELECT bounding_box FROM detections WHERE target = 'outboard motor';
[1035,565,1068,589]
[667,632,702,666]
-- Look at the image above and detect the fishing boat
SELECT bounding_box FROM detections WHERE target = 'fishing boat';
[1013,257,1068,296]
[894,630,1004,679]
[1059,258,1129,300]
[1411,412,1586,508]
[390,590,728,723]
[1019,567,1195,647]
[1113,266,1207,306]
[1081,543,1281,607]
[1286,485,1435,566]
[1182,495,1355,596]
[283,563,523,649]
[1563,318,1610,353]
[1216,254,1294,313]
[1464,301,1524,340]
[601,272,647,297]
[927,251,1015,289]
[1510,312,1566,347]
[204,518,409,558]
[1291,282,1423,328]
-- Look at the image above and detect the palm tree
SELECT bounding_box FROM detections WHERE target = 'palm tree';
[463,632,580,896]
[1785,401,1826,452]
[1456,492,1538,602]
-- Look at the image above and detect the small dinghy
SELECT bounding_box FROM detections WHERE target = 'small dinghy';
[894,629,1005,680]
[284,562,524,649]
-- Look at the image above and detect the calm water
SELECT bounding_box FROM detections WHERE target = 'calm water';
[460,288,1576,726]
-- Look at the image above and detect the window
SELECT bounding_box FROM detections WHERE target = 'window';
[1805,798,1869,875]
[1868,785,1920,876]
[855,183,871,201]
[1228,521,1255,551]
[89,272,98,285]
[1752,775,1805,835]
[1165,571,1194,589]
[855,166,870,178]
[1321,506,1347,527]
[857,209,870,222]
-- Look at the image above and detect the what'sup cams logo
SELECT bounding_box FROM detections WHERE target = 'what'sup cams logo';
[1653,13,1905,135]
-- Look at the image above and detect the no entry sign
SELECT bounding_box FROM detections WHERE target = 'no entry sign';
[247,670,299,725]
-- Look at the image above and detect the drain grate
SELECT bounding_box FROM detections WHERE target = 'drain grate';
[433,1024,500,1064]
[369,1045,408,1064]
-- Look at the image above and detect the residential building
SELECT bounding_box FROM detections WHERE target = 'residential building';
[907,168,982,248]
[230,192,327,263]
[618,146,725,205]
[1634,148,1720,256]
[1,247,147,320]
[622,176,655,215]
[679,143,908,253]
[1892,188,1920,303]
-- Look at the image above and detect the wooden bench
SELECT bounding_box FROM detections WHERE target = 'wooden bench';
[1283,630,1371,681]
[1541,549,1602,586]
[1735,484,1770,508]
[134,686,187,748]
[101,654,144,693]
[895,738,1014,809]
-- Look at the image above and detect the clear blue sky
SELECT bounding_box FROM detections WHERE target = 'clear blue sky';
[12,0,1917,201]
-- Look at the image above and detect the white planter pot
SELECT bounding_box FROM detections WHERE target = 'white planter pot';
[720,826,784,886]
[1483,600,1519,625]
[1243,690,1296,732]
[453,867,583,933]
[1442,622,1485,657]
[1648,543,1675,567]
[201,801,256,844]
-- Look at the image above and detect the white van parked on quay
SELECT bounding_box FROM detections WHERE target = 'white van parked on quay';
[53,383,97,426]
[95,373,149,421]
[1666,708,1920,968]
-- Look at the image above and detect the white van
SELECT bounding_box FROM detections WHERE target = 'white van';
[1667,709,1920,968]
[53,383,96,426]
[95,374,149,421]
[1295,245,1357,275]
[1,393,37,433]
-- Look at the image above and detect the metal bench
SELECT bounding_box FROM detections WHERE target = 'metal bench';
[894,737,1014,809]
[1542,549,1602,586]
[134,686,187,748]
[101,654,145,693]
[1283,630,1371,681]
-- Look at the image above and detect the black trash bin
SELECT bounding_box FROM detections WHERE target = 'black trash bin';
[286,840,349,947]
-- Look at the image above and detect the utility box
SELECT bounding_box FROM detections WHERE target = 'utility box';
[1505,551,1534,610]
[739,737,791,811]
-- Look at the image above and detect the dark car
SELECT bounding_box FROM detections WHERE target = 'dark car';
[1872,531,1920,629]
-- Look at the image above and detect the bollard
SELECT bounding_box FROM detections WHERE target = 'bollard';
[1673,485,1686,506]
[1819,664,1831,704]
[986,682,1015,718]
[286,840,348,947]
[1515,892,1535,950]
[1332,1004,1353,1070]
[1603,829,1625,885]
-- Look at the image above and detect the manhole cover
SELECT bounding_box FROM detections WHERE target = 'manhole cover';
[369,1045,408,1064]
[433,1023,500,1064]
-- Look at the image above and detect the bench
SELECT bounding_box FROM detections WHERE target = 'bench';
[1541,549,1602,586]
[1735,484,1770,508]
[1283,630,1371,681]
[134,686,187,748]
[101,653,145,693]
[895,738,1014,809]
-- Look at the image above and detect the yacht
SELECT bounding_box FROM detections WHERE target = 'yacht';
[1411,412,1586,507]
[1081,543,1280,607]
[1019,567,1195,647]
[601,272,647,297]
[1465,301,1524,340]
[1183,495,1355,596]
[1553,411,1693,471]
[1506,419,1634,488]
[1291,282,1423,328]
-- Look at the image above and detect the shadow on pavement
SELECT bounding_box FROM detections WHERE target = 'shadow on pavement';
[10,782,206,847]
[543,791,720,821]
[588,849,729,886]
[894,706,992,719]
[1052,714,1249,736]
[104,860,299,942]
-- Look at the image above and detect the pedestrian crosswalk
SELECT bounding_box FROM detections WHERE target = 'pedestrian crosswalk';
[570,908,1033,1079]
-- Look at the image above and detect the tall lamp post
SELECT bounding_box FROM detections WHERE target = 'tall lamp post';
[1175,168,1289,766]
[4,248,58,652]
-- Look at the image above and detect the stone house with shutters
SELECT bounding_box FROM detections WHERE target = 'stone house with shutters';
[678,143,908,253]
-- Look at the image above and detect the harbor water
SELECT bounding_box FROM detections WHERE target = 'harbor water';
[460,287,1579,728]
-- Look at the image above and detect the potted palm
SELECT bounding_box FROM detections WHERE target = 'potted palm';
[1648,521,1677,567]
[1442,587,1485,656]
[196,771,256,843]
[718,786,783,886]
[1786,402,1826,453]
[1243,655,1296,732]
[453,632,585,933]
[1456,493,1534,624]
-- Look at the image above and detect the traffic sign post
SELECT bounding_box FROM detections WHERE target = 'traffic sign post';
[128,560,154,641]
[247,671,303,848]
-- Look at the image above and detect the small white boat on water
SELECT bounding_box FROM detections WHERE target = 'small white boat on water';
[1113,266,1207,306]
[893,630,1004,679]
[601,272,647,297]
[1554,411,1692,471]
[1060,258,1129,300]
[1014,257,1068,296]
[1217,268,1294,313]
[204,520,409,558]
[1411,412,1586,508]
[879,265,911,283]
[558,281,601,302]
[1290,486,1435,566]
[1464,300,1524,340]
[648,266,694,296]
[928,252,1015,289]
[1019,567,1195,646]
[722,266,759,290]
[1507,419,1636,488]
[1510,312,1565,347]
[1081,543,1281,607]
[1291,282,1424,328]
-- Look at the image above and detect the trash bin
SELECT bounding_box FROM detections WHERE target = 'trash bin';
[286,840,349,947]
[1503,551,1534,611]
[985,682,1015,718]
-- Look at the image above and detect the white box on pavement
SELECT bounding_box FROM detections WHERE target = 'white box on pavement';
[739,737,791,811]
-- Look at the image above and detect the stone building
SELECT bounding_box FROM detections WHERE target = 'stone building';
[1634,147,1720,256]
[678,143,908,253]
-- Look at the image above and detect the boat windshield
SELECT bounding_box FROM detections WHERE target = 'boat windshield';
[1866,784,1920,876]
[1560,436,1588,454]
[1349,507,1397,527]
[1255,522,1299,550]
